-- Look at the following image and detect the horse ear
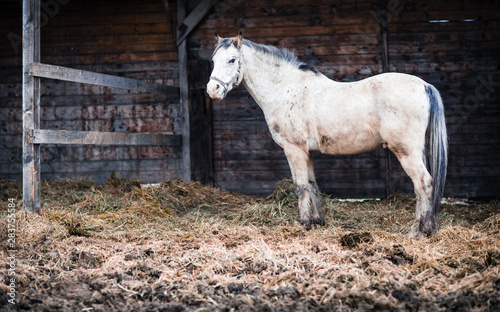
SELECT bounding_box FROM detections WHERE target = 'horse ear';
[214,33,222,47]
[233,31,243,49]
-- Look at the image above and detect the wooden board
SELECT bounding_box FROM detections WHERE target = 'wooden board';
[30,129,181,146]
[177,0,191,181]
[22,0,41,213]
[30,62,176,94]
[176,0,217,45]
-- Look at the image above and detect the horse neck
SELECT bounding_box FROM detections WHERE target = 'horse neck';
[240,46,290,113]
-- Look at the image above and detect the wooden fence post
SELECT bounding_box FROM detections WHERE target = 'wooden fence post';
[22,0,41,213]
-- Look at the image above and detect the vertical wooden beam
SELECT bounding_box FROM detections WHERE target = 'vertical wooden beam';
[177,0,191,181]
[22,0,41,213]
[380,0,389,73]
[188,60,213,185]
[380,0,393,197]
[162,0,176,41]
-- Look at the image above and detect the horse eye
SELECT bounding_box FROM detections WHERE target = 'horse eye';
[229,58,236,64]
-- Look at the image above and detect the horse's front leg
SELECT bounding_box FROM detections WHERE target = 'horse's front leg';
[284,145,314,229]
[308,156,325,226]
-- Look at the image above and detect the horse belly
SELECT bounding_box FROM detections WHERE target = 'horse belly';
[317,128,382,155]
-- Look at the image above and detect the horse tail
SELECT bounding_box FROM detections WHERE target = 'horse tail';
[425,84,448,227]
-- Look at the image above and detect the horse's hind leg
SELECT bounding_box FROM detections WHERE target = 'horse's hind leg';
[308,156,325,226]
[284,146,315,229]
[392,148,434,238]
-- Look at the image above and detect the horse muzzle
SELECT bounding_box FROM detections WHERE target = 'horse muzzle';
[207,77,228,100]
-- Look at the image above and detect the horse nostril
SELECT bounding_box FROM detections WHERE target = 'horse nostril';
[215,84,220,90]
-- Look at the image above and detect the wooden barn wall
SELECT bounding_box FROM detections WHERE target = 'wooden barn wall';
[385,0,500,198]
[0,0,182,183]
[189,0,500,198]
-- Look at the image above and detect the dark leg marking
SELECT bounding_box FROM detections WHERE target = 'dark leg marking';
[310,181,325,226]
[294,183,312,230]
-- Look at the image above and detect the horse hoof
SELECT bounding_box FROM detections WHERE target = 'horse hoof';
[313,217,326,226]
[408,227,432,238]
[419,219,436,237]
[299,218,312,230]
[408,223,423,238]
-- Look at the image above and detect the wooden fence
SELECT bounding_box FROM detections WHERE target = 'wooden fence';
[20,0,184,212]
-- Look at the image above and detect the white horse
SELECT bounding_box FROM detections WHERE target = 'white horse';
[207,33,448,237]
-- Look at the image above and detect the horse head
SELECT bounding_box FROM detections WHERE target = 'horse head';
[207,32,244,100]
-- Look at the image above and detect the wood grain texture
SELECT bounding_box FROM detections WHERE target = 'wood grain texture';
[2,0,499,198]
[22,0,41,213]
[1,0,183,185]
[30,62,176,94]
[189,0,500,198]
[30,129,181,146]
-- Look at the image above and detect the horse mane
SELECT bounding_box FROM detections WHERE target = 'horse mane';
[214,38,319,75]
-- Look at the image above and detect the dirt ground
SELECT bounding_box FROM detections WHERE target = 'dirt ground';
[0,178,499,311]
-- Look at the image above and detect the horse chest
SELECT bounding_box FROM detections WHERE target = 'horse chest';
[267,107,309,148]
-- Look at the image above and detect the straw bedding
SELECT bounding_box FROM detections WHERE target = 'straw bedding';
[0,177,499,311]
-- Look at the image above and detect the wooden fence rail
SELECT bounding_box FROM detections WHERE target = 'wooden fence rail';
[30,129,181,146]
[30,62,177,94]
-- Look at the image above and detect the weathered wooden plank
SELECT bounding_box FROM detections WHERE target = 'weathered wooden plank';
[2,51,181,67]
[22,0,41,214]
[41,33,176,49]
[205,1,379,21]
[30,62,177,94]
[44,11,170,27]
[39,103,179,121]
[214,170,387,197]
[176,0,217,45]
[42,22,172,38]
[36,62,178,82]
[39,169,182,184]
[1,169,183,185]
[189,60,213,185]
[1,145,182,167]
[163,0,176,42]
[0,118,177,134]
[30,129,181,146]
[194,34,381,51]
[40,145,181,162]
[178,0,191,181]
[1,159,181,175]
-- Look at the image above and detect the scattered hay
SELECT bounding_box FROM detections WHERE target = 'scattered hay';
[0,178,498,311]
[266,178,298,207]
[158,179,259,213]
[340,231,373,248]
[0,210,68,249]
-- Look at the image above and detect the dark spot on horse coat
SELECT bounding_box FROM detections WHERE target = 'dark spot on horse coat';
[321,136,331,147]
[390,143,409,157]
[294,184,307,198]
[273,124,280,133]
